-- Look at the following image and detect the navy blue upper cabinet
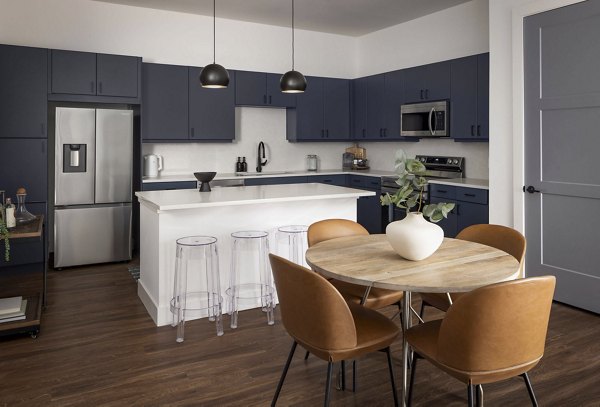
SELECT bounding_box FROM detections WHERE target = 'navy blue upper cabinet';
[50,50,141,99]
[352,77,368,139]
[366,74,386,138]
[189,67,235,141]
[235,71,295,108]
[403,61,450,103]
[0,45,47,139]
[0,139,47,203]
[323,78,350,139]
[382,70,404,139]
[96,54,139,98]
[142,63,189,141]
[450,53,489,140]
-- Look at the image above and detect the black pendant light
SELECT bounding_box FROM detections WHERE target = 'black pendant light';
[280,0,307,93]
[200,0,229,88]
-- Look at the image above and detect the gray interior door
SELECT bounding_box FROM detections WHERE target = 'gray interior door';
[524,1,600,314]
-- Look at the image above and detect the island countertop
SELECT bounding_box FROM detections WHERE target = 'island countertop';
[135,183,375,211]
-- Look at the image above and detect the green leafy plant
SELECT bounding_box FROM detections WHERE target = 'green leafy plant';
[381,150,455,223]
[0,219,10,262]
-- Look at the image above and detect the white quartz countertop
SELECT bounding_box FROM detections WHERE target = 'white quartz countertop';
[142,168,396,183]
[427,178,489,190]
[135,183,375,211]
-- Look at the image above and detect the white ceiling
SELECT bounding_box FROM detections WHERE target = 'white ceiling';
[91,0,472,37]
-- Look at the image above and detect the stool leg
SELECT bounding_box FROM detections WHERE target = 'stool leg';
[176,291,186,343]
[266,291,275,326]
[230,287,239,329]
[214,298,224,336]
[175,250,188,343]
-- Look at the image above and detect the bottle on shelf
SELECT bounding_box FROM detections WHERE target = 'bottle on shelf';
[236,157,242,172]
[5,198,16,229]
[15,188,36,225]
[241,157,248,172]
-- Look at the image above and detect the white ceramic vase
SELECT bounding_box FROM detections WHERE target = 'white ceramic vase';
[386,212,444,261]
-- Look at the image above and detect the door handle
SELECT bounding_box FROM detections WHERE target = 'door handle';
[523,186,540,194]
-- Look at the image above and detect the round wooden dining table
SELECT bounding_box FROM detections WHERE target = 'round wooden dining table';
[305,234,521,407]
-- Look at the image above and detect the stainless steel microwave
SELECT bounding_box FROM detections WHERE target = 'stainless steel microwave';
[400,100,448,137]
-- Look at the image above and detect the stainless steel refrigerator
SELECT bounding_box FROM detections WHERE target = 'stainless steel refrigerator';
[54,107,133,268]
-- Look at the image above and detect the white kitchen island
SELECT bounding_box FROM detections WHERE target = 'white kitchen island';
[135,183,374,326]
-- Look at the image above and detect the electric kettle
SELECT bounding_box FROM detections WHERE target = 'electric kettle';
[144,154,163,178]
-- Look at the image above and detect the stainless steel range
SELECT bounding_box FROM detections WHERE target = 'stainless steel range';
[381,155,465,225]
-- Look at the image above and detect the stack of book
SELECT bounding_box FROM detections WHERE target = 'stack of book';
[0,296,27,323]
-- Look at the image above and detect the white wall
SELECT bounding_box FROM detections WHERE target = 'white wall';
[0,0,490,179]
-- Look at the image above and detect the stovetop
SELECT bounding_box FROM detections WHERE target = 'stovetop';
[381,155,464,187]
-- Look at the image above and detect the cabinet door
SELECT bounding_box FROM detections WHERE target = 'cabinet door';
[310,174,347,186]
[457,201,489,233]
[267,73,296,107]
[477,53,489,139]
[0,45,47,139]
[423,61,451,101]
[430,196,457,237]
[141,63,189,141]
[142,181,196,191]
[50,50,97,95]
[366,74,386,138]
[96,54,139,98]
[323,78,350,139]
[403,66,425,103]
[0,139,47,202]
[383,70,404,139]
[245,176,307,186]
[189,67,235,141]
[352,77,368,139]
[294,76,324,140]
[357,195,382,234]
[451,56,478,140]
[235,71,266,106]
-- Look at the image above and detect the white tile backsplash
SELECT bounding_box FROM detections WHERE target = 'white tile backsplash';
[142,107,489,179]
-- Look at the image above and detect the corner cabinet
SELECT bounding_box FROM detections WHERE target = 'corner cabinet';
[235,71,295,108]
[403,61,451,103]
[141,63,235,142]
[450,53,489,141]
[287,76,350,141]
[49,50,141,102]
[429,184,488,237]
[0,45,48,139]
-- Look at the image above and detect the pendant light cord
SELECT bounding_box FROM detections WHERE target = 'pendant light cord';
[291,0,295,71]
[213,0,216,64]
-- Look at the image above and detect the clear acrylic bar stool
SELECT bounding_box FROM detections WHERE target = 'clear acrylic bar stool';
[226,231,274,329]
[277,225,308,267]
[171,236,223,342]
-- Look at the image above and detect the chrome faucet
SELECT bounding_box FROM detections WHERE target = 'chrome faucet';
[256,141,268,172]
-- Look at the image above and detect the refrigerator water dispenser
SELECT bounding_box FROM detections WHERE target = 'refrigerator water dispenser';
[63,144,87,173]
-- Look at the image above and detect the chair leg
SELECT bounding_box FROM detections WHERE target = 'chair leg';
[352,360,357,392]
[419,301,426,321]
[324,361,334,406]
[467,384,475,407]
[385,347,399,407]
[476,384,483,407]
[397,302,404,330]
[407,353,419,407]
[521,373,538,407]
[304,350,310,360]
[341,360,346,390]
[271,341,297,407]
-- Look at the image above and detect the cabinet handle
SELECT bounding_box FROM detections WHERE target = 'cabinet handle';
[269,95,272,104]
[456,204,460,216]
[190,127,195,138]
[437,189,447,194]
[263,95,267,104]
[98,82,103,94]
[91,81,95,93]
[362,129,366,138]
[471,125,475,136]
[477,125,481,137]
[464,193,476,197]
[420,89,424,100]
[425,89,429,99]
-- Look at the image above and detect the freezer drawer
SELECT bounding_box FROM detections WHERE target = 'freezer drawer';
[54,204,132,268]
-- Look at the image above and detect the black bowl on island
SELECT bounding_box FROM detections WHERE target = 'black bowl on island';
[194,172,217,192]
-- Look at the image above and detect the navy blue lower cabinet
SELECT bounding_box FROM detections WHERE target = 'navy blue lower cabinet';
[309,174,347,187]
[430,196,458,237]
[457,201,489,233]
[429,185,489,237]
[245,176,308,186]
[141,181,197,191]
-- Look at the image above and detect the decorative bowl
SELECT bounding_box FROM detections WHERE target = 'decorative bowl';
[194,172,217,192]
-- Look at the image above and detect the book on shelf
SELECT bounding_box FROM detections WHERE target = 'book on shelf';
[0,299,27,323]
[0,296,23,315]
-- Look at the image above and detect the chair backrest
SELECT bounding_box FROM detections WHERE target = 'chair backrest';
[307,219,369,247]
[269,254,358,350]
[457,224,527,277]
[437,276,556,372]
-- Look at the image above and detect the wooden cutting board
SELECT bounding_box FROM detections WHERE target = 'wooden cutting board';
[345,144,366,159]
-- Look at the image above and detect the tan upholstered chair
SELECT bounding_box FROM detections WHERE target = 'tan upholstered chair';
[419,224,527,316]
[407,276,555,407]
[269,254,400,406]
[308,219,405,311]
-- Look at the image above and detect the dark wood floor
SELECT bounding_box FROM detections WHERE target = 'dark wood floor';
[0,261,599,406]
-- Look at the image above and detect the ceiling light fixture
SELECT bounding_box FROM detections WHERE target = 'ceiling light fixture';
[280,0,307,93]
[199,0,229,88]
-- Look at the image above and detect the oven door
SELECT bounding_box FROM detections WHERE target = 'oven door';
[401,101,448,137]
